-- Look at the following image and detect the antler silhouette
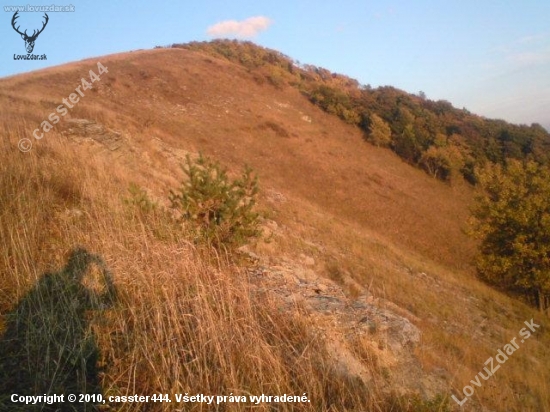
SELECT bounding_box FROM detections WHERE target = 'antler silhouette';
[31,13,49,40]
[11,11,26,37]
[11,12,49,53]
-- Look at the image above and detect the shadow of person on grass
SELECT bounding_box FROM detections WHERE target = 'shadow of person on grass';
[0,248,116,411]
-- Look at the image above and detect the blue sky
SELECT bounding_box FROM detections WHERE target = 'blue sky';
[1,0,549,129]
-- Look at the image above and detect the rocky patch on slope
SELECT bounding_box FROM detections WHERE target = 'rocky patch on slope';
[240,239,449,400]
[62,118,123,151]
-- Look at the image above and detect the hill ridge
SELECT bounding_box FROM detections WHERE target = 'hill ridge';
[175,40,550,184]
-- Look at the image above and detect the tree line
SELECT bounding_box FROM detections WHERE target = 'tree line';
[176,40,550,185]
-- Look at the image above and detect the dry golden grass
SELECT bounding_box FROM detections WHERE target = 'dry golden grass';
[0,48,475,269]
[0,47,549,412]
[282,201,550,412]
[0,136,393,411]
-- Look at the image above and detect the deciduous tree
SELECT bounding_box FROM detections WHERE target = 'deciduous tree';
[470,160,550,313]
[366,113,392,147]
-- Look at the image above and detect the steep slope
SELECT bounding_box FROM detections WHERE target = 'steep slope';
[179,40,550,182]
[1,46,549,412]
[2,47,475,268]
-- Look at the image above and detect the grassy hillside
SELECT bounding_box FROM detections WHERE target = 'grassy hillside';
[0,44,549,411]
[178,40,550,183]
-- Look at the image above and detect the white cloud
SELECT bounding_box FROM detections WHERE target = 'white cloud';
[207,16,272,39]
[515,33,547,45]
[508,50,550,67]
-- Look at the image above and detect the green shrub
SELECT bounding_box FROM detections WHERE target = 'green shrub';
[125,183,158,213]
[169,153,261,249]
[366,113,392,147]
[266,67,285,89]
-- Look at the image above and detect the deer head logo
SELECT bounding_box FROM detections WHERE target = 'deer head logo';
[11,12,49,53]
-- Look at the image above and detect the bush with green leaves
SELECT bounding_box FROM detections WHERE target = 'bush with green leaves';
[470,160,550,312]
[169,153,260,248]
[125,183,158,213]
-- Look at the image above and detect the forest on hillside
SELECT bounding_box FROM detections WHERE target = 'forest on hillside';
[174,40,550,184]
